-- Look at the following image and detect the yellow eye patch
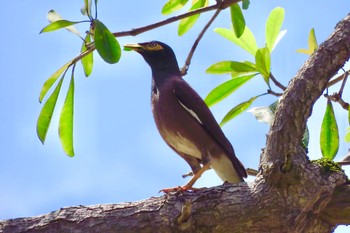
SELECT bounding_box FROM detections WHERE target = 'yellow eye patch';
[145,42,164,51]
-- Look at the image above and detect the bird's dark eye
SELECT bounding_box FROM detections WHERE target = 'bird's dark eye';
[149,41,158,48]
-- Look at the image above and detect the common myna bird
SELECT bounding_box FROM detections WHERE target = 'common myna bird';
[124,41,247,192]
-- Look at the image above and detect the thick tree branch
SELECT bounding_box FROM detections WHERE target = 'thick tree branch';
[264,13,350,166]
[2,166,348,232]
[0,183,264,233]
[321,184,350,225]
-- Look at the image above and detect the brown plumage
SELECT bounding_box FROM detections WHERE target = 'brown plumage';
[124,41,247,192]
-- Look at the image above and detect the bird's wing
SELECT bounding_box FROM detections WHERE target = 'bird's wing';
[173,79,247,178]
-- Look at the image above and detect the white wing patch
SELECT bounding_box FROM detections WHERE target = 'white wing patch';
[177,99,203,125]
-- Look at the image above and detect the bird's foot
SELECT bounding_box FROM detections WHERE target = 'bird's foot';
[159,185,201,194]
[181,171,194,178]
[160,163,211,193]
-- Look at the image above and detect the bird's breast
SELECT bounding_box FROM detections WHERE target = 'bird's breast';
[151,84,211,160]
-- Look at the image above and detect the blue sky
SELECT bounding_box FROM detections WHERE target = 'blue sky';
[1,1,349,231]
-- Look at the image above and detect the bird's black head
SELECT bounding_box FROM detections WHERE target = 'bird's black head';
[125,41,180,75]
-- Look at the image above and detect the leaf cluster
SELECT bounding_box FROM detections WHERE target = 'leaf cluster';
[37,0,121,156]
[204,7,286,126]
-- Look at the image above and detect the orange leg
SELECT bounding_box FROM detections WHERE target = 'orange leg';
[160,163,211,193]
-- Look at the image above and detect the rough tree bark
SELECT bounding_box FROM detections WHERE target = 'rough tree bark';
[1,12,350,233]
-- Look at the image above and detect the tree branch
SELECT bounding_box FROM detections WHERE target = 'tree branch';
[113,0,240,37]
[337,70,348,97]
[0,184,265,233]
[324,92,349,110]
[270,73,286,91]
[180,8,222,76]
[2,170,347,232]
[320,184,350,225]
[267,89,283,97]
[326,69,349,88]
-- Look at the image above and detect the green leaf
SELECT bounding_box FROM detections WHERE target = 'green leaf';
[269,99,279,113]
[81,0,92,16]
[162,0,189,15]
[320,100,339,160]
[39,60,73,103]
[214,27,258,56]
[178,0,207,36]
[248,100,279,125]
[302,126,310,149]
[46,10,81,36]
[308,28,318,52]
[345,127,350,142]
[59,74,75,156]
[47,9,63,22]
[297,28,318,55]
[230,3,245,38]
[206,61,257,75]
[40,19,83,33]
[204,74,256,107]
[242,0,250,10]
[272,29,287,50]
[81,34,94,77]
[255,47,271,84]
[265,7,285,51]
[220,95,260,126]
[37,77,64,144]
[296,48,309,55]
[93,19,121,64]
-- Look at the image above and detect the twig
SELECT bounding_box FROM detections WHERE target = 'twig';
[270,73,286,91]
[267,89,283,97]
[338,150,350,166]
[324,93,349,110]
[246,168,259,176]
[338,71,349,97]
[113,0,240,38]
[326,70,350,88]
[338,161,350,166]
[180,8,223,76]
[68,47,95,69]
[323,71,350,110]
[182,171,194,178]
